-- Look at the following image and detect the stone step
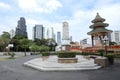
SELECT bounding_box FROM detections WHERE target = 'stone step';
[24,61,101,71]
[23,55,102,71]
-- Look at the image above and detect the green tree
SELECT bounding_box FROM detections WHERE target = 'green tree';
[19,38,30,56]
[0,32,10,51]
[46,39,57,51]
[39,45,49,52]
[34,38,47,46]
[1,32,10,39]
[29,43,39,54]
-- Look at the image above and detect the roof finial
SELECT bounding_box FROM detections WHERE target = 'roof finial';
[95,12,101,19]
[97,12,99,15]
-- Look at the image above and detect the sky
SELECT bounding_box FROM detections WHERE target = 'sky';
[0,0,120,43]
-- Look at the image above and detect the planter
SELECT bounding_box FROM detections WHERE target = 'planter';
[42,56,49,61]
[58,58,78,63]
[105,55,114,65]
[95,57,109,67]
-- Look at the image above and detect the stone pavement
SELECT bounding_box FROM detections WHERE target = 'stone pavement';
[24,55,101,71]
[0,55,120,80]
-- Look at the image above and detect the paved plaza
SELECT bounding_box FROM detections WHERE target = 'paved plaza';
[24,55,101,71]
[0,55,120,80]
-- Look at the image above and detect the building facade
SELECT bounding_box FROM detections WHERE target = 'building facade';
[15,17,27,37]
[62,21,70,45]
[9,29,15,38]
[33,25,44,40]
[57,32,61,44]
[62,22,69,40]
[110,31,120,45]
[46,27,55,41]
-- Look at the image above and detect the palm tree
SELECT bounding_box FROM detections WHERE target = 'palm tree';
[0,32,10,51]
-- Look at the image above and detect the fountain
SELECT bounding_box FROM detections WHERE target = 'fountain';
[24,53,101,71]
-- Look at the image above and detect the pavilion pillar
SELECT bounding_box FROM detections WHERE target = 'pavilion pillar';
[91,36,94,47]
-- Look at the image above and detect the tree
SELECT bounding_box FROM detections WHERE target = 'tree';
[46,39,57,51]
[0,32,10,51]
[30,44,39,52]
[1,32,10,39]
[39,45,49,52]
[34,38,47,46]
[19,38,30,56]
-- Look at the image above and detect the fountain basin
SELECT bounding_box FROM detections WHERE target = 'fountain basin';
[24,55,101,71]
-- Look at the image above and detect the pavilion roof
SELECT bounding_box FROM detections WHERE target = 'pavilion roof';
[90,22,109,29]
[92,13,105,23]
[87,28,112,35]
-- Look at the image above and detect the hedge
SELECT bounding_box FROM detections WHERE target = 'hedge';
[105,54,114,65]
[81,52,100,56]
[58,52,76,58]
[42,52,50,56]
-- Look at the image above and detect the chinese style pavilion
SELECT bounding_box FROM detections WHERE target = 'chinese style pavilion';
[87,13,112,47]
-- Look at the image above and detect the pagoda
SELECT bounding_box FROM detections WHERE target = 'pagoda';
[87,13,112,47]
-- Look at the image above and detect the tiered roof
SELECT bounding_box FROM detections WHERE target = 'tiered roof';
[87,13,112,35]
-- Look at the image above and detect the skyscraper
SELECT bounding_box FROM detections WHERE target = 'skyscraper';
[61,21,70,51]
[62,22,69,40]
[110,31,120,45]
[46,27,55,41]
[15,17,27,37]
[57,32,61,44]
[9,29,15,38]
[33,25,44,40]
[62,21,70,45]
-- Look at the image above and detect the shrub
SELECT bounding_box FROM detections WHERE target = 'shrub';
[42,52,50,56]
[105,54,114,65]
[81,52,99,56]
[58,52,76,58]
[114,54,120,58]
[50,52,58,55]
[98,49,104,57]
[8,52,16,59]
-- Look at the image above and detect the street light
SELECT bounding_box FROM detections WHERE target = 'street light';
[103,36,108,55]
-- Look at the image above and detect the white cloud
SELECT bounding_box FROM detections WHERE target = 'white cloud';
[65,1,120,42]
[18,0,62,13]
[0,2,11,9]
[25,1,120,41]
[46,0,62,12]
[1,0,120,43]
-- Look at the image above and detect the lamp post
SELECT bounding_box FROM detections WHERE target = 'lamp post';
[29,46,32,55]
[103,36,108,55]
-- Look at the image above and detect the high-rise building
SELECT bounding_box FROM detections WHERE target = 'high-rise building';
[46,27,55,40]
[9,29,15,38]
[62,22,69,40]
[110,31,120,45]
[61,21,70,51]
[57,32,61,44]
[62,21,70,45]
[15,17,27,37]
[33,25,44,40]
[70,36,72,42]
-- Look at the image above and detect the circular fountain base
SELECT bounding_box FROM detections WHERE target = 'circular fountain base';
[24,55,101,71]
[58,58,78,63]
